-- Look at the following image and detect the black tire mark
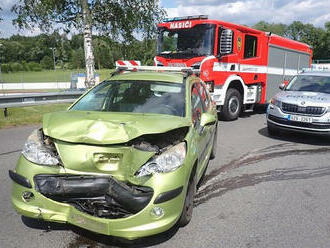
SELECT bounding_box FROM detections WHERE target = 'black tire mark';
[196,144,330,206]
[0,149,21,156]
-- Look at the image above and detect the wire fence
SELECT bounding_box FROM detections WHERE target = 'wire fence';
[0,70,78,84]
[0,69,110,95]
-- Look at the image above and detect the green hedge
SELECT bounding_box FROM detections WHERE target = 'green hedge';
[1,62,43,73]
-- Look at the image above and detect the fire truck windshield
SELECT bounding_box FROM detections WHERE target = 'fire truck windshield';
[157,24,215,59]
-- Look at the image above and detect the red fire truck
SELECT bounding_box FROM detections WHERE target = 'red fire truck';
[155,15,313,120]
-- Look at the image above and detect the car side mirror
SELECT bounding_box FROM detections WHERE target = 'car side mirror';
[279,80,289,90]
[200,113,217,127]
[279,83,286,90]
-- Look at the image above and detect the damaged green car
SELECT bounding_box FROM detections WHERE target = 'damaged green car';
[9,70,218,240]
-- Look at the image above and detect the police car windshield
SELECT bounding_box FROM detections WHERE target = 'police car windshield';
[70,80,186,117]
[286,75,330,94]
[157,24,215,59]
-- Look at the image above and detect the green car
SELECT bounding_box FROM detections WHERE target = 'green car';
[9,70,218,240]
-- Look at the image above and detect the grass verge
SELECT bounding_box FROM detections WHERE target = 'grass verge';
[1,69,113,83]
[0,103,70,129]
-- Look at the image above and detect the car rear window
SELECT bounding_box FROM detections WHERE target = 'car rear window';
[70,80,186,117]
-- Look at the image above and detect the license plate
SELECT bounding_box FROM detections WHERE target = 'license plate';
[288,115,312,123]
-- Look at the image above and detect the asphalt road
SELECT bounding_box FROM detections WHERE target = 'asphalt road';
[1,112,330,248]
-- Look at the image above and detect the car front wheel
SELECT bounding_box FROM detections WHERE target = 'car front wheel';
[178,172,196,227]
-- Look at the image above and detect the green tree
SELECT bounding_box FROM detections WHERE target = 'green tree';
[70,48,85,69]
[253,21,287,36]
[252,20,330,60]
[40,55,53,70]
[286,21,306,40]
[12,0,165,87]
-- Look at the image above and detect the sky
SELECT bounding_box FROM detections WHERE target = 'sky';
[0,0,329,38]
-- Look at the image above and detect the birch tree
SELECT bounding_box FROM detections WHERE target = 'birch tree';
[12,0,165,87]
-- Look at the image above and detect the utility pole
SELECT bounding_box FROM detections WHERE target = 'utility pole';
[0,43,3,84]
[50,47,57,84]
[50,47,56,71]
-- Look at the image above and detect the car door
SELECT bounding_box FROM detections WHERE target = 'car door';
[200,80,216,140]
[191,82,209,177]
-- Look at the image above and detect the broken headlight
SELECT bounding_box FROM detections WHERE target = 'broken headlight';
[22,129,59,166]
[136,142,186,177]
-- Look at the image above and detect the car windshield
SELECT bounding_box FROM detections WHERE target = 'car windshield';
[157,24,215,59]
[286,75,330,94]
[70,80,186,117]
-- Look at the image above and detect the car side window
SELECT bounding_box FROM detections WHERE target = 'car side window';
[191,83,205,127]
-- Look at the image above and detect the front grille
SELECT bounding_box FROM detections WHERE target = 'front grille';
[281,102,325,116]
[268,114,330,130]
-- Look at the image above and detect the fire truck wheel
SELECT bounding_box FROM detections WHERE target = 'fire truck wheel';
[223,88,242,121]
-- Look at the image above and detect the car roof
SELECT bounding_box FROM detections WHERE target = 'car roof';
[299,71,330,77]
[109,71,187,84]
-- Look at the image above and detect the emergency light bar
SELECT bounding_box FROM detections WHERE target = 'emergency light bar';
[163,15,208,23]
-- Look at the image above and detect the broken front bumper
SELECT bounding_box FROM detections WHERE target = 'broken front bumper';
[10,155,186,240]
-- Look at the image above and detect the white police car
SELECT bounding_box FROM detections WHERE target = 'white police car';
[267,69,330,135]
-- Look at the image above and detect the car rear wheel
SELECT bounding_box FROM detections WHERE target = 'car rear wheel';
[210,127,218,160]
[178,172,196,227]
[222,88,242,121]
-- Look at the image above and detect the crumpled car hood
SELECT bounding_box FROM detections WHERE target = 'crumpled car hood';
[42,110,191,145]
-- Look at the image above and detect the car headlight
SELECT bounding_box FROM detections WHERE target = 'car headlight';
[270,98,281,108]
[135,142,186,177]
[22,129,60,166]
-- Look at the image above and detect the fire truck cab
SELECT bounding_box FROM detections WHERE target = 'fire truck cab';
[155,15,313,120]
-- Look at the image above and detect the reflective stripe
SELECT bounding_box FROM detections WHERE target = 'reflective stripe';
[213,62,300,76]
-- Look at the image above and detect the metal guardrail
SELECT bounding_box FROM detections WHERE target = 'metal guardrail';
[313,59,330,64]
[0,90,85,117]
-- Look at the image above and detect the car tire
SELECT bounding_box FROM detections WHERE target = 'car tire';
[178,172,196,227]
[210,127,218,160]
[222,88,242,121]
[267,123,280,136]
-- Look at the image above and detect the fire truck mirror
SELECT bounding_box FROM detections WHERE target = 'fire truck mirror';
[219,29,233,56]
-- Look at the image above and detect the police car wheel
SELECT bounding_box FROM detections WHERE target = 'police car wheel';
[223,88,242,121]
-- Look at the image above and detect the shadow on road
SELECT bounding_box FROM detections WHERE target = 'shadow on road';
[217,104,267,121]
[21,216,179,248]
[258,127,330,146]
